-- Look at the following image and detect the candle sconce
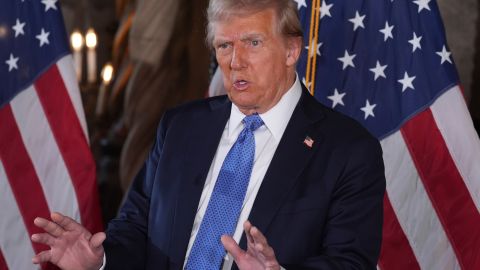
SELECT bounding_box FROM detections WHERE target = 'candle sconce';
[70,30,83,82]
[85,28,98,84]
[96,63,114,117]
[70,29,98,85]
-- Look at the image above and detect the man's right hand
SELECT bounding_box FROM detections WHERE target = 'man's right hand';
[31,212,105,270]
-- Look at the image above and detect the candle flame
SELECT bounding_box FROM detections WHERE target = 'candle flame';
[86,29,97,49]
[101,63,114,83]
[70,31,83,50]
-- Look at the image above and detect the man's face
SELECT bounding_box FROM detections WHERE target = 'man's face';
[213,8,300,115]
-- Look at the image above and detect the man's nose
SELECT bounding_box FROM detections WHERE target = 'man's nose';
[230,46,247,70]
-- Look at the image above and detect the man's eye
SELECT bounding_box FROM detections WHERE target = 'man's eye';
[251,40,260,46]
[218,43,230,50]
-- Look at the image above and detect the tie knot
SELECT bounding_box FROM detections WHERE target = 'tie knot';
[243,114,264,132]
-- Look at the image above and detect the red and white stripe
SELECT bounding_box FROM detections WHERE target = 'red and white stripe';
[0,55,102,270]
[0,162,38,270]
[379,85,480,270]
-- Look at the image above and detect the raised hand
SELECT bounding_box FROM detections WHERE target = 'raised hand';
[31,212,105,270]
[221,220,280,270]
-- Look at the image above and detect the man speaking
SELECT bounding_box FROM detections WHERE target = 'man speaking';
[32,0,386,269]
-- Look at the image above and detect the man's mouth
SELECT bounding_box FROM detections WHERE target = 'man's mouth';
[233,80,249,90]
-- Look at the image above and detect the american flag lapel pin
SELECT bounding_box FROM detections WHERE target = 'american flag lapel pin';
[303,136,314,148]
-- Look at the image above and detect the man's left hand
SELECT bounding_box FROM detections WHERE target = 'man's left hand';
[221,220,280,270]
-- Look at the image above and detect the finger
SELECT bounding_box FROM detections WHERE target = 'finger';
[250,226,268,246]
[51,212,89,236]
[90,232,106,251]
[32,250,51,264]
[243,220,254,245]
[34,217,65,237]
[250,226,276,259]
[221,235,245,261]
[31,233,55,246]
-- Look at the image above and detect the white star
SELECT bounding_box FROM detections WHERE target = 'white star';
[12,19,26,38]
[337,50,356,70]
[436,45,452,64]
[36,28,50,47]
[408,32,422,52]
[413,0,431,13]
[41,0,57,11]
[327,89,346,109]
[5,53,19,72]
[398,72,416,92]
[379,21,394,41]
[360,99,377,120]
[348,11,366,31]
[369,61,387,81]
[293,0,307,10]
[320,1,333,19]
[305,40,322,58]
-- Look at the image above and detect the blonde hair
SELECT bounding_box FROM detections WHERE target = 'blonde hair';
[206,0,303,48]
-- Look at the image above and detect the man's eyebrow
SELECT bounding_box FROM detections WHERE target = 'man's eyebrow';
[213,33,266,46]
[213,38,231,45]
[239,33,265,40]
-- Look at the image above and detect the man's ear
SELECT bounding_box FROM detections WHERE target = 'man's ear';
[286,36,303,67]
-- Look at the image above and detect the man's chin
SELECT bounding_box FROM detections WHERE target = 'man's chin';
[232,101,260,115]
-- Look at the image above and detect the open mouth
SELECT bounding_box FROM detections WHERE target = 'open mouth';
[233,80,249,90]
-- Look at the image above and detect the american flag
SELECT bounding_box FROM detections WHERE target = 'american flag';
[295,0,480,269]
[303,136,314,148]
[0,1,102,269]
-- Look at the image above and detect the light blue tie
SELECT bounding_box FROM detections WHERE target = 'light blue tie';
[185,114,264,270]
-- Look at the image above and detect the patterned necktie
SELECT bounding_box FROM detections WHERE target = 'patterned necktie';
[185,114,264,270]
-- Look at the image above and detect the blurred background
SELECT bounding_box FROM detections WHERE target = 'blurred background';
[59,0,480,224]
[61,0,211,223]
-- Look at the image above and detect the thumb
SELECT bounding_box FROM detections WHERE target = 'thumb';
[90,232,106,252]
[221,235,244,261]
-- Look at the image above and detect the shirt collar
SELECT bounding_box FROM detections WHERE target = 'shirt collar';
[228,74,302,141]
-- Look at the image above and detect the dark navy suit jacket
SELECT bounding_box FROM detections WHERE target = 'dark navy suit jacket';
[104,87,386,269]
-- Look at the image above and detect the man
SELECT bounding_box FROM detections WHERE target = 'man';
[32,0,386,269]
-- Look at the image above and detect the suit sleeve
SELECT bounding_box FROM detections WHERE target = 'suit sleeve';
[284,136,386,270]
[102,111,172,270]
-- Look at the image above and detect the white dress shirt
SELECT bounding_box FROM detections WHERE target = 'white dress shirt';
[184,75,302,269]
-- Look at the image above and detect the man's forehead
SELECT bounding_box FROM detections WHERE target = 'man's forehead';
[212,9,277,41]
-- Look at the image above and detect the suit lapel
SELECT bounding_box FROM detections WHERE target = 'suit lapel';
[169,97,231,263]
[240,89,325,249]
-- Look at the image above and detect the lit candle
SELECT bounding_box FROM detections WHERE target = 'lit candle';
[85,28,97,83]
[96,63,114,116]
[70,31,83,82]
